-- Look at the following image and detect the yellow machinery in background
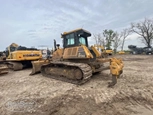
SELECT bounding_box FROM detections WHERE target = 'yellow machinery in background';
[106,49,113,55]
[31,28,124,87]
[5,43,42,71]
[118,50,125,54]
[93,44,108,58]
[93,44,113,56]
[5,43,19,59]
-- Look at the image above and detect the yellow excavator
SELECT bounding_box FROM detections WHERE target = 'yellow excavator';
[31,28,124,87]
[4,43,42,71]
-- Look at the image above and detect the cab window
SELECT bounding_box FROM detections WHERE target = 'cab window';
[79,37,86,45]
[10,46,16,52]
[66,33,75,45]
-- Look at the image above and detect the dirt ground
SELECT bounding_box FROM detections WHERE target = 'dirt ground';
[0,54,153,115]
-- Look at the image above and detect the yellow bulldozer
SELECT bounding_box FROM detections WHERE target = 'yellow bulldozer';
[31,28,124,87]
[3,43,42,71]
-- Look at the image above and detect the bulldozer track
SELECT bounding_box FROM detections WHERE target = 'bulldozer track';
[41,61,92,85]
[0,65,8,75]
[0,61,9,75]
[6,62,23,71]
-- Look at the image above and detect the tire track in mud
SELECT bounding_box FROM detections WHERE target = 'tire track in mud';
[30,86,153,115]
[2,83,153,115]
[66,85,153,106]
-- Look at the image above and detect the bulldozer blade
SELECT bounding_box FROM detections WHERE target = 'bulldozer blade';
[30,60,50,75]
[0,64,9,75]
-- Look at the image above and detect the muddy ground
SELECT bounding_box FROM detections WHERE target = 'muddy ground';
[0,55,153,115]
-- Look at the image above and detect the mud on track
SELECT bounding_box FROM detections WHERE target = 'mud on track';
[0,55,153,115]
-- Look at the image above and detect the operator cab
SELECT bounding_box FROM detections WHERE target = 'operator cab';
[61,29,91,48]
[5,45,17,58]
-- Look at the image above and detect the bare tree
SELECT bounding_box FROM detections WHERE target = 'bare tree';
[93,33,98,45]
[93,33,105,46]
[113,32,122,53]
[121,28,131,51]
[131,18,153,47]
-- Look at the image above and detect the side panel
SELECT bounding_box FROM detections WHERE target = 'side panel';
[63,46,93,59]
[52,49,63,60]
[9,51,42,61]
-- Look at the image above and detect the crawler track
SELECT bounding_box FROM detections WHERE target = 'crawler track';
[0,61,9,74]
[6,62,23,70]
[41,61,92,85]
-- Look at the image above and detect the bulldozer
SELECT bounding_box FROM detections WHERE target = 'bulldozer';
[32,28,124,87]
[4,43,42,71]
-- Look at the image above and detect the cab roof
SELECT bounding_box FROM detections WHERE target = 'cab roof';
[61,28,91,37]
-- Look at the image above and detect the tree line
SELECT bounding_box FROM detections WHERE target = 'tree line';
[93,18,153,53]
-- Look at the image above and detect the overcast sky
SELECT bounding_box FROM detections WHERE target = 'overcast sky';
[0,0,153,50]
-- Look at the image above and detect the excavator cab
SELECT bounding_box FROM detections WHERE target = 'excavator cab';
[5,43,19,59]
[0,43,18,75]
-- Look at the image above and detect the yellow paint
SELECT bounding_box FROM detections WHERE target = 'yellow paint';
[7,50,42,61]
[91,46,101,57]
[82,45,93,58]
[118,51,125,54]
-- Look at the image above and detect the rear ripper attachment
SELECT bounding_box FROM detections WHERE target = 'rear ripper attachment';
[109,58,124,87]
[96,57,124,87]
